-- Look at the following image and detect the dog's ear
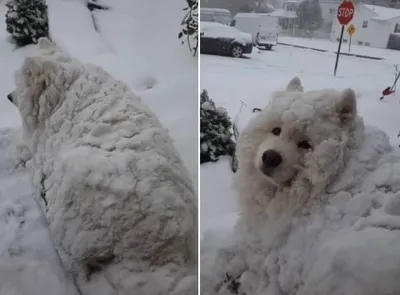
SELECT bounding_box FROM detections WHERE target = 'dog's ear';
[336,88,357,124]
[19,56,62,127]
[23,56,55,98]
[286,77,303,92]
[23,57,46,100]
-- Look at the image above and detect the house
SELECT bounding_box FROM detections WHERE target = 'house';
[278,0,301,31]
[330,4,400,49]
[319,0,341,26]
[281,0,340,27]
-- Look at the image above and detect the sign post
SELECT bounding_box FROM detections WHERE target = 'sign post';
[334,0,355,76]
[347,24,356,52]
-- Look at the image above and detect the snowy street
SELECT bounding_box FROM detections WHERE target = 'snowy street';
[0,0,197,294]
[200,43,400,234]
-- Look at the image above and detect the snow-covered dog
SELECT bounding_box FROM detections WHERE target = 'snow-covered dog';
[8,38,197,295]
[235,76,361,225]
[202,77,400,295]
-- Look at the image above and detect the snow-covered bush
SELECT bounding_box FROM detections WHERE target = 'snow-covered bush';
[179,0,198,56]
[200,89,236,165]
[5,0,49,47]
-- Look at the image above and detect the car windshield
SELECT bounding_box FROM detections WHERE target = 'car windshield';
[214,15,232,25]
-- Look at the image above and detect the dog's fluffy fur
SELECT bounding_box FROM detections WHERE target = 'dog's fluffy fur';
[200,78,400,295]
[234,77,364,225]
[9,38,197,295]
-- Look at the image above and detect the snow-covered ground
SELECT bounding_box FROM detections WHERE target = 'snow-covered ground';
[0,0,197,294]
[200,41,400,234]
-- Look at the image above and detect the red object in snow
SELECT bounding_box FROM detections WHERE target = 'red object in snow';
[382,87,394,96]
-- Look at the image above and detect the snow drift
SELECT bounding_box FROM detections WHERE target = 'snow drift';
[201,78,400,295]
[10,38,197,295]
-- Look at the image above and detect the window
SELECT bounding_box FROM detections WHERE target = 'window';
[329,8,335,14]
[357,41,363,45]
[362,21,368,28]
[395,23,400,33]
[365,42,371,46]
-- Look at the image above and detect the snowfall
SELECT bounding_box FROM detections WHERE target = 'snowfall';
[0,0,197,294]
[200,38,400,294]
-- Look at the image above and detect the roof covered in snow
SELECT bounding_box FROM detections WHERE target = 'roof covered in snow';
[200,7,232,14]
[269,9,297,18]
[364,4,400,21]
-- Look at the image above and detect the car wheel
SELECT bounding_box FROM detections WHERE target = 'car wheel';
[231,44,243,58]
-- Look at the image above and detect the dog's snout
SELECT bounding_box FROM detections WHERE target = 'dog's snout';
[7,93,13,103]
[262,149,282,168]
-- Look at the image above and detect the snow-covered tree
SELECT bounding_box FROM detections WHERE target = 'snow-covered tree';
[200,90,236,165]
[5,0,49,46]
[296,0,323,32]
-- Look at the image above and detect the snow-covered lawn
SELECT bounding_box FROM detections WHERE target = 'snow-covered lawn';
[200,43,400,234]
[0,0,197,294]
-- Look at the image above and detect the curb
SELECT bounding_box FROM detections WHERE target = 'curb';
[278,42,384,61]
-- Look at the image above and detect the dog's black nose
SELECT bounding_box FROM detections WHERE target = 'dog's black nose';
[262,149,282,168]
[7,93,12,102]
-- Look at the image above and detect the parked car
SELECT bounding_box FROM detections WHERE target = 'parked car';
[231,13,279,50]
[200,22,253,58]
[200,8,232,25]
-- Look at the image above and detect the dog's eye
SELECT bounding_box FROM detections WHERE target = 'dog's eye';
[298,141,311,150]
[271,127,281,136]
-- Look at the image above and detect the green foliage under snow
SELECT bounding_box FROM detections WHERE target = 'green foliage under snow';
[5,0,49,46]
[179,0,198,57]
[200,90,236,165]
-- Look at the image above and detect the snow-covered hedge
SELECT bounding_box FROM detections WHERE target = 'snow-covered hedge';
[179,0,198,56]
[5,0,49,46]
[200,89,236,165]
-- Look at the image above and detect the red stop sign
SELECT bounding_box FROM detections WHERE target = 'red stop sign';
[337,1,355,25]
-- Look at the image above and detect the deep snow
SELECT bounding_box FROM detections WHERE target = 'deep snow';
[0,0,197,294]
[200,42,400,294]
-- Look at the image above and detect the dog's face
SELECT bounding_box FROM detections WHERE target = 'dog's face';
[7,38,78,136]
[239,77,358,187]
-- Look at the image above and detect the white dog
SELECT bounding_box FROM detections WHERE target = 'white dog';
[8,38,197,295]
[201,78,400,295]
[234,76,362,225]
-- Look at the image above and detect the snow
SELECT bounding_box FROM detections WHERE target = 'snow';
[46,0,115,64]
[201,7,231,14]
[0,0,197,294]
[278,36,400,63]
[201,22,253,45]
[201,39,400,294]
[364,4,400,21]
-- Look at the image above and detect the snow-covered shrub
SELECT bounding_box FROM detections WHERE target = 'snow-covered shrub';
[179,0,198,56]
[5,0,49,47]
[200,89,236,165]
